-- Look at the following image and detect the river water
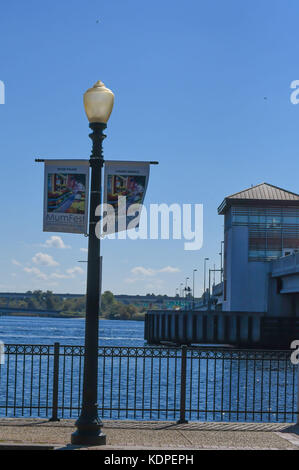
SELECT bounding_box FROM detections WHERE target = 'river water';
[0,315,145,346]
[0,316,297,423]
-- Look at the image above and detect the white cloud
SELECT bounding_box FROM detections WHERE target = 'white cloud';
[125,265,180,286]
[131,266,156,277]
[32,252,59,267]
[159,266,180,273]
[130,266,180,277]
[50,272,70,279]
[42,236,71,249]
[49,267,85,280]
[80,248,88,253]
[23,267,48,280]
[11,259,22,266]
[22,258,84,284]
[124,277,137,284]
[66,267,85,276]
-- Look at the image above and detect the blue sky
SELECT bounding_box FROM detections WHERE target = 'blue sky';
[1,0,299,296]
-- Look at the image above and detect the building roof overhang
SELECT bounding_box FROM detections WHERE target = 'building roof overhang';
[218,198,299,215]
[218,183,299,215]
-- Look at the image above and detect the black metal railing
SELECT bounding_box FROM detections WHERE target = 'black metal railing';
[0,344,297,423]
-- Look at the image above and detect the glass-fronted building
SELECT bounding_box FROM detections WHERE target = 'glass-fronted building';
[218,183,299,313]
[231,205,299,261]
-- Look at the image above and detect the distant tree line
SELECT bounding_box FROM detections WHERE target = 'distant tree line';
[1,290,145,320]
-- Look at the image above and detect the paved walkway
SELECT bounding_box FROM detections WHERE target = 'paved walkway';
[1,419,299,450]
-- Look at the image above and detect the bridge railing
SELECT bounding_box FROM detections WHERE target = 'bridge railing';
[272,253,299,276]
[0,344,297,423]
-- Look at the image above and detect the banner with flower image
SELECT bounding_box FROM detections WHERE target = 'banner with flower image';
[103,161,150,235]
[43,160,89,234]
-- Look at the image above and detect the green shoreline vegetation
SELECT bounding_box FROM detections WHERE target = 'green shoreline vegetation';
[1,290,145,321]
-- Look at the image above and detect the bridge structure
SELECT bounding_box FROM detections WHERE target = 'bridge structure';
[0,306,62,317]
[146,183,299,348]
[0,292,84,301]
[271,252,299,294]
[211,252,299,316]
[145,253,299,349]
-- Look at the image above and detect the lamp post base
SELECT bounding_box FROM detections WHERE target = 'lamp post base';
[71,430,106,446]
[176,419,188,424]
[71,413,106,446]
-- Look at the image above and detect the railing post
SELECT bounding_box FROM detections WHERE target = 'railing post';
[177,345,188,424]
[49,342,60,422]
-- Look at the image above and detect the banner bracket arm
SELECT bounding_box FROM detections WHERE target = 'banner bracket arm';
[35,158,159,164]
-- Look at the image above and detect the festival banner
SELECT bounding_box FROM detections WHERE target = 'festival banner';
[43,160,89,234]
[103,161,150,235]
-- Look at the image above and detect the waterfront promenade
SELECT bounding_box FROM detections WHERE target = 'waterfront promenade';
[1,418,299,450]
[1,319,298,450]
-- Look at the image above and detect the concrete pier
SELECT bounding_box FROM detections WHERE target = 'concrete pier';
[144,310,299,348]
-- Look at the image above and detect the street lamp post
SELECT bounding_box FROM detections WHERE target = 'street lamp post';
[203,258,209,305]
[208,268,212,310]
[219,252,222,281]
[208,268,222,310]
[192,269,197,310]
[185,277,190,309]
[180,282,184,298]
[220,240,224,282]
[71,80,114,446]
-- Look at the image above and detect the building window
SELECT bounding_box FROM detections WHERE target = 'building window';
[231,206,299,262]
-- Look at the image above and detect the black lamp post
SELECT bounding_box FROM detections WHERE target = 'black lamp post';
[192,269,197,310]
[203,257,209,306]
[180,282,184,298]
[71,80,114,446]
[220,240,224,282]
[184,277,190,310]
